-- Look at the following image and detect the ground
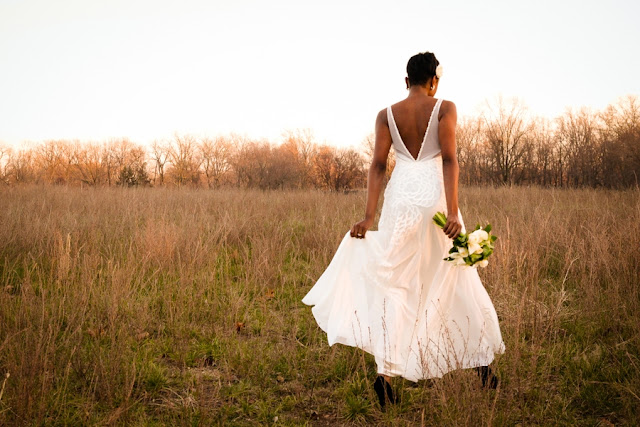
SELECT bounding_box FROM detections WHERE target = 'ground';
[0,186,638,425]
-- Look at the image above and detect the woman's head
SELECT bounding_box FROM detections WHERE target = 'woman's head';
[406,52,440,90]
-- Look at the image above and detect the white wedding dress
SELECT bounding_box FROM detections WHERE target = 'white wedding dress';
[302,99,505,382]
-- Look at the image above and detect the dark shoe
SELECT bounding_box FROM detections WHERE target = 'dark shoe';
[476,366,499,389]
[385,379,400,404]
[374,376,399,410]
[374,375,387,409]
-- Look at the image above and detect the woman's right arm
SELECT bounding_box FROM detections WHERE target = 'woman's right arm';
[438,100,462,239]
[350,109,391,238]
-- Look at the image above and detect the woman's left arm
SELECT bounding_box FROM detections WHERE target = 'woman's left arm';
[439,100,462,239]
[350,109,392,238]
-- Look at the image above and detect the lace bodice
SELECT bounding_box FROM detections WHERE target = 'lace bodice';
[379,99,445,248]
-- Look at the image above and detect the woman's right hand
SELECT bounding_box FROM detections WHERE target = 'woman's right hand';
[442,214,462,239]
[350,217,373,239]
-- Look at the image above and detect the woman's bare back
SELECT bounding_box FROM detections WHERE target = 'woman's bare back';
[389,96,440,160]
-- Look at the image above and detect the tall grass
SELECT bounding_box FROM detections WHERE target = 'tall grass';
[0,185,638,425]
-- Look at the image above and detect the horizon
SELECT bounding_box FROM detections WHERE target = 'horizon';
[3,93,637,152]
[1,0,639,149]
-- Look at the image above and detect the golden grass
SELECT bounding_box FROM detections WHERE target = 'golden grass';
[0,185,638,425]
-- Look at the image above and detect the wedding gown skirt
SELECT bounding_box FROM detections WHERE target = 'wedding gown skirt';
[302,156,505,382]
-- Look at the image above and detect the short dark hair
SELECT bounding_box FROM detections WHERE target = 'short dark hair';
[406,52,439,86]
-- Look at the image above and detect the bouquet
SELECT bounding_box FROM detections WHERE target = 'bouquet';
[432,211,497,268]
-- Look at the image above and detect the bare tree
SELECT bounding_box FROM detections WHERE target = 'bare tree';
[199,136,232,188]
[117,144,149,187]
[482,97,533,184]
[311,145,334,190]
[456,118,486,185]
[600,95,640,187]
[0,144,11,184]
[231,139,273,189]
[150,139,170,186]
[6,149,35,183]
[269,143,304,189]
[311,145,365,191]
[99,138,151,187]
[556,108,601,187]
[528,117,557,186]
[167,133,201,186]
[71,142,106,186]
[332,148,365,191]
[101,144,117,186]
[281,129,317,187]
[35,140,74,184]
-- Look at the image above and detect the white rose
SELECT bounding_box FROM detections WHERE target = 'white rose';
[469,229,488,244]
[475,229,489,242]
[457,247,469,257]
[468,232,480,245]
[435,64,443,79]
[477,259,489,268]
[468,242,482,255]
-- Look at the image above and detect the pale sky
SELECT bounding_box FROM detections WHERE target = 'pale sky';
[1,0,639,149]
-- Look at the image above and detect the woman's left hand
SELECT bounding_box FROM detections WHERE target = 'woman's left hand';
[350,218,373,239]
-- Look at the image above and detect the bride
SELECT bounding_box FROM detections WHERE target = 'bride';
[302,51,505,409]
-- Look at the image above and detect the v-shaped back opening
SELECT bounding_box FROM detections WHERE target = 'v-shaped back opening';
[389,99,442,161]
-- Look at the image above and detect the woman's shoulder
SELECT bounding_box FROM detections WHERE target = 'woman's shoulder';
[439,98,456,108]
[376,107,389,124]
[438,99,457,120]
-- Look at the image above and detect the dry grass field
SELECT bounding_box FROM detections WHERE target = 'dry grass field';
[0,185,639,425]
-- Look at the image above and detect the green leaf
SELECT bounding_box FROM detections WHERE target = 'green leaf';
[432,212,447,228]
[485,224,492,233]
[454,234,468,245]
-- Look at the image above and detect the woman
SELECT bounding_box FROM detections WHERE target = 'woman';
[302,52,505,409]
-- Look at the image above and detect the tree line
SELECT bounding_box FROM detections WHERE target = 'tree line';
[0,129,365,191]
[0,96,638,190]
[456,95,639,187]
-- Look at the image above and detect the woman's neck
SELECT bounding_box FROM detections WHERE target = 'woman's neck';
[408,85,433,97]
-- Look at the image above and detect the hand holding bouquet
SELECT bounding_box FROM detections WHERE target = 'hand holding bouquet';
[432,211,497,268]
